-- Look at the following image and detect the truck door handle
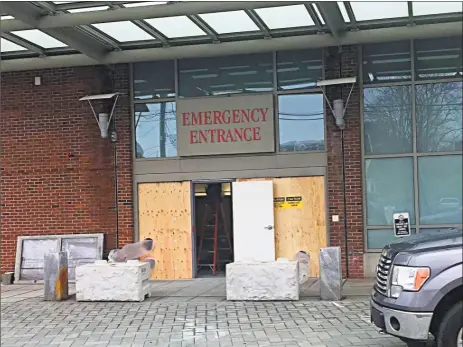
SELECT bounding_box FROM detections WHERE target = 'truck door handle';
[264,225,273,230]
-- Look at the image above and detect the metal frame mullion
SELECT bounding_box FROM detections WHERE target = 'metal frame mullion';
[410,39,421,233]
[272,51,279,152]
[1,32,45,56]
[32,2,122,51]
[343,2,358,30]
[32,1,56,13]
[57,1,128,11]
[132,20,170,47]
[108,4,165,47]
[79,25,121,50]
[360,44,371,253]
[133,97,175,104]
[407,2,415,26]
[187,15,220,43]
[174,58,179,98]
[245,9,272,38]
[305,4,325,32]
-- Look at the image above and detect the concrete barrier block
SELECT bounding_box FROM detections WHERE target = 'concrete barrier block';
[319,247,342,301]
[76,261,151,302]
[226,261,299,301]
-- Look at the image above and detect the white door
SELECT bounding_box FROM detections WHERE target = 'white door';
[232,180,275,262]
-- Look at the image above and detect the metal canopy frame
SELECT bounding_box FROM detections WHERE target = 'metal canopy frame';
[0,1,462,72]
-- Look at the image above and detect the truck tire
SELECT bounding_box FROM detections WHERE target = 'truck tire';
[436,301,463,347]
[399,338,429,347]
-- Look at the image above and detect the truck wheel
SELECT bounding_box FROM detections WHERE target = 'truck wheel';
[399,338,428,347]
[436,301,463,347]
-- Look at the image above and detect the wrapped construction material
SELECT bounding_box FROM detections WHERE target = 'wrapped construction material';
[294,250,310,284]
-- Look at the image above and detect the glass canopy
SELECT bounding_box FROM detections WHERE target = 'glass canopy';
[0,1,461,64]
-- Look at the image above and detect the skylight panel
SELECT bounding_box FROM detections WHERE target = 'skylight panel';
[144,16,206,38]
[68,6,109,13]
[255,5,314,29]
[1,38,27,52]
[412,1,462,16]
[124,1,167,7]
[337,2,351,22]
[350,2,408,21]
[92,21,155,42]
[11,30,67,48]
[199,10,259,34]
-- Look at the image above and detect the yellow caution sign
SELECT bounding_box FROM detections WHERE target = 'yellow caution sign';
[273,196,303,209]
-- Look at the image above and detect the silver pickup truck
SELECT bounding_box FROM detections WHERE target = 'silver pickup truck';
[370,228,463,347]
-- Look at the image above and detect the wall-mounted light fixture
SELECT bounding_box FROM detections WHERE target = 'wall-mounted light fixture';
[316,77,357,130]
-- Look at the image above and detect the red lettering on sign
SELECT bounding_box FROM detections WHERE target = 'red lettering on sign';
[217,129,226,142]
[183,106,270,146]
[213,111,223,125]
[253,127,261,141]
[182,112,190,126]
[190,130,198,144]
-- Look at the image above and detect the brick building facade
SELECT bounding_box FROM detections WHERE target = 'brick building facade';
[1,46,363,277]
[0,65,133,273]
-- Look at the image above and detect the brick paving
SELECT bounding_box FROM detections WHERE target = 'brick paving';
[1,279,436,347]
[1,296,411,347]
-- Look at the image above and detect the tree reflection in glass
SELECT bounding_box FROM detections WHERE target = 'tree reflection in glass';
[416,82,463,152]
[363,86,412,155]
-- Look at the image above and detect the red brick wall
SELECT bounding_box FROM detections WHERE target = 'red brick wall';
[325,45,364,278]
[0,64,134,274]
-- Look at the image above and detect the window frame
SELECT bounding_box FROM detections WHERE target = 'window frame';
[130,49,328,161]
[360,39,463,252]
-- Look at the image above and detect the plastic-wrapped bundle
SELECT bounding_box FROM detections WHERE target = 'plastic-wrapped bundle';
[108,239,155,263]
[294,250,310,284]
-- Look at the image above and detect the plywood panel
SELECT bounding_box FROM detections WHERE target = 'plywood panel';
[237,177,326,277]
[138,182,192,280]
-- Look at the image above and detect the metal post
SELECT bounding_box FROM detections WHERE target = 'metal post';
[159,102,166,157]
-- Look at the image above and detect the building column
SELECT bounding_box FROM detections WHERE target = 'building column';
[324,45,364,278]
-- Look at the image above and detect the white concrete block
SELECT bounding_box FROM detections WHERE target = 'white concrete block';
[75,261,151,302]
[226,261,299,301]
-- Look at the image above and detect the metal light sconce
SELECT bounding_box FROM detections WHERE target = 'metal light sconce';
[316,77,357,130]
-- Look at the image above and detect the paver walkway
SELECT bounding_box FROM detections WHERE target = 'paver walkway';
[1,278,434,347]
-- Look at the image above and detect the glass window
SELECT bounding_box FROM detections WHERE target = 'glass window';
[0,38,27,52]
[351,2,408,21]
[278,94,324,152]
[367,229,416,249]
[362,41,411,84]
[366,157,415,226]
[413,2,462,16]
[133,61,175,100]
[416,82,463,152]
[418,155,462,225]
[363,86,413,155]
[178,53,273,97]
[134,102,177,158]
[92,22,155,42]
[198,11,259,34]
[11,29,67,48]
[276,49,323,91]
[414,37,462,81]
[144,17,207,38]
[255,5,314,29]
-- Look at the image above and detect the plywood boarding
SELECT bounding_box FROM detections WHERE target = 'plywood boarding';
[138,182,192,280]
[237,177,326,277]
